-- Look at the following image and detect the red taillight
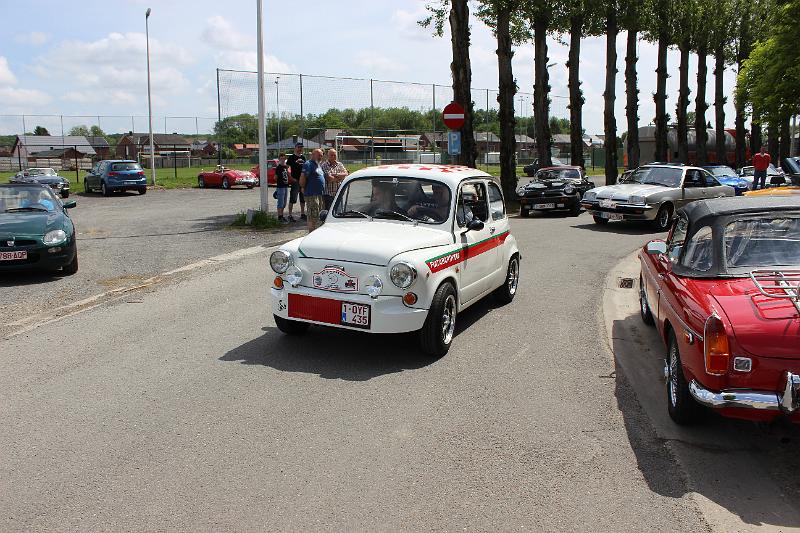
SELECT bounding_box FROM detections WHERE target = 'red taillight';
[138,171,144,176]
[108,171,118,177]
[704,315,730,375]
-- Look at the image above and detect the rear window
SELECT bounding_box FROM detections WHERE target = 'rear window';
[724,217,800,268]
[111,162,142,171]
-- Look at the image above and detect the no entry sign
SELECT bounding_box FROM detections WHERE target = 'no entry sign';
[443,102,466,130]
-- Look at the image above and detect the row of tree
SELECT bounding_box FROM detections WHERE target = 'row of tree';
[422,0,799,201]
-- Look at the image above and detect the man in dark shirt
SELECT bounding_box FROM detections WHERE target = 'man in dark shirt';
[286,143,306,222]
[274,153,290,222]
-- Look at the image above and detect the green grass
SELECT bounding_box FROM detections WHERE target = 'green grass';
[230,209,283,230]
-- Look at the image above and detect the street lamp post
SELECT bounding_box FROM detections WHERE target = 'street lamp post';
[256,0,269,211]
[145,8,156,186]
[275,76,281,147]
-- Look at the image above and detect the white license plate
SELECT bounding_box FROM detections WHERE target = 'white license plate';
[598,211,624,221]
[534,203,556,209]
[599,199,616,208]
[0,251,27,261]
[341,302,371,329]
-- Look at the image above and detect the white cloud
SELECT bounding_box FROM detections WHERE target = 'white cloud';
[355,51,406,75]
[0,57,18,85]
[392,7,438,41]
[15,31,49,46]
[201,16,252,51]
[0,87,52,108]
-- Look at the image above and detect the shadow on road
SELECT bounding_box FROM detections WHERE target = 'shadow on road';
[219,296,497,381]
[574,221,663,236]
[611,312,800,529]
[0,270,64,286]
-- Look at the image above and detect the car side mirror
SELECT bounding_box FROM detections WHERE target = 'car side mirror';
[465,218,484,232]
[646,240,667,255]
[62,200,77,209]
[319,209,328,222]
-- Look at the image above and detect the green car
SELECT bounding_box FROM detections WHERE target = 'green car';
[0,183,78,275]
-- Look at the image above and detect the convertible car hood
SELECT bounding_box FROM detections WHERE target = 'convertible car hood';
[297,221,452,266]
[0,212,63,237]
[709,279,800,359]
[592,183,670,199]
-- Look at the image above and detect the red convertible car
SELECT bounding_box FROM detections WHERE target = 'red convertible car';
[639,196,800,425]
[249,159,279,186]
[197,166,257,189]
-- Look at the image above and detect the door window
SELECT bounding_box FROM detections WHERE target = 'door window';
[668,216,688,262]
[702,171,720,187]
[457,183,489,226]
[487,182,505,221]
[682,225,714,271]
[683,170,703,188]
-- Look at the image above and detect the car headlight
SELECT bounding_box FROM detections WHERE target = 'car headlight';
[584,191,596,201]
[390,262,417,289]
[629,195,646,205]
[285,265,302,287]
[269,250,291,273]
[365,275,383,299]
[738,180,749,188]
[564,184,575,195]
[43,229,67,245]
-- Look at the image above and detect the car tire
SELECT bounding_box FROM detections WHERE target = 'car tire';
[520,208,530,218]
[62,253,79,276]
[84,180,91,194]
[61,190,70,199]
[639,275,655,326]
[274,315,309,335]
[222,177,230,189]
[569,202,581,217]
[493,254,520,305]
[246,184,254,189]
[101,181,110,197]
[653,204,673,231]
[593,215,609,225]
[666,331,701,425]
[419,282,457,357]
[198,176,205,188]
[138,187,147,195]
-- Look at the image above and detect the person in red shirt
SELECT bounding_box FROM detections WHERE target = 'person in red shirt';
[752,146,771,190]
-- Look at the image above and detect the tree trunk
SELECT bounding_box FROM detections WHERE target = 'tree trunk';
[625,27,639,169]
[496,7,517,201]
[695,44,709,165]
[779,116,790,161]
[751,119,762,158]
[449,0,477,168]
[568,14,584,167]
[713,47,726,164]
[676,40,690,163]
[734,17,750,168]
[604,5,618,184]
[533,14,552,167]
[768,125,779,160]
[654,0,669,162]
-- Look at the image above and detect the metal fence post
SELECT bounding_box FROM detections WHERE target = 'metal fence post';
[74,145,79,183]
[432,84,436,164]
[60,115,64,138]
[299,73,304,141]
[486,89,490,170]
[370,79,375,164]
[216,68,223,166]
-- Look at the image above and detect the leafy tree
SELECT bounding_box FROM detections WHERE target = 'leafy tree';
[643,0,673,161]
[693,0,715,165]
[621,0,652,168]
[33,126,49,136]
[69,125,90,136]
[672,0,697,163]
[709,0,735,163]
[604,0,620,183]
[549,117,571,134]
[90,125,106,137]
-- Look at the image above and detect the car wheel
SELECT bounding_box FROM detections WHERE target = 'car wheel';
[138,187,147,195]
[569,202,581,217]
[101,181,110,197]
[198,176,205,188]
[62,253,79,276]
[246,184,254,189]
[593,215,609,225]
[520,208,530,218]
[493,254,520,305]
[274,315,309,335]
[653,204,673,231]
[222,177,230,189]
[419,282,457,357]
[84,180,91,194]
[61,190,70,199]
[666,331,701,425]
[639,275,655,326]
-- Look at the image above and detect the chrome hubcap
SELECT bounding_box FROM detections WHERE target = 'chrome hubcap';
[659,210,669,228]
[508,258,519,295]
[669,345,679,407]
[640,283,648,315]
[441,294,456,345]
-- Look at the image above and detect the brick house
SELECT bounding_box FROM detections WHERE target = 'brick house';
[115,132,191,159]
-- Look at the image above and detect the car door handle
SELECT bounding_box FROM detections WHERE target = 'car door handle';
[489,227,496,234]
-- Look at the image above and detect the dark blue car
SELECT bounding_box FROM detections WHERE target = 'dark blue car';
[83,160,147,197]
[703,165,750,195]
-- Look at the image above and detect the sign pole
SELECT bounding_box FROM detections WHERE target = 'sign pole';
[256,0,269,212]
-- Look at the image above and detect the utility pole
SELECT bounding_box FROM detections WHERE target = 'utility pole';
[256,0,269,211]
[145,8,156,185]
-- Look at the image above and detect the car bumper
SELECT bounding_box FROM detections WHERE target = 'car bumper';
[0,242,76,272]
[689,372,800,416]
[108,180,147,190]
[582,202,656,221]
[271,285,428,334]
[520,195,580,211]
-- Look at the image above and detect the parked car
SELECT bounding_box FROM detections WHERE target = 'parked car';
[703,164,750,195]
[268,164,520,356]
[581,164,735,230]
[517,166,595,217]
[523,156,567,177]
[782,156,800,185]
[10,168,71,198]
[0,183,78,274]
[738,164,786,188]
[249,159,279,186]
[84,160,147,196]
[639,196,800,425]
[197,165,257,189]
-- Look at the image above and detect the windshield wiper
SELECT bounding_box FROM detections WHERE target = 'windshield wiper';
[374,209,414,222]
[6,206,49,212]
[340,210,371,219]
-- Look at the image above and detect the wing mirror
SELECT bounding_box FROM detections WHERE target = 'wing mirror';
[465,218,485,232]
[319,209,328,223]
[646,240,667,255]
[62,200,77,209]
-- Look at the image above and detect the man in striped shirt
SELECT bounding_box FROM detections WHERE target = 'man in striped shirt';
[321,149,349,210]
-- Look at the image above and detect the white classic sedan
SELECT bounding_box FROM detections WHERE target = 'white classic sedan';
[269,164,521,356]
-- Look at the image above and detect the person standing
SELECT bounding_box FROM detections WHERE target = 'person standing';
[752,145,771,190]
[286,143,306,222]
[274,153,290,223]
[320,149,348,210]
[299,149,326,232]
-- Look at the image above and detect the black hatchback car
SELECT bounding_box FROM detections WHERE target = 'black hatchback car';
[517,166,595,217]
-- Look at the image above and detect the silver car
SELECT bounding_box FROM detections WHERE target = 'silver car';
[581,164,735,230]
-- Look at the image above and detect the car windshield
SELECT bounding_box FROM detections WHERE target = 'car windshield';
[535,168,580,181]
[707,166,736,177]
[628,167,683,187]
[28,168,56,176]
[111,162,142,171]
[724,217,800,268]
[333,177,452,224]
[0,186,60,213]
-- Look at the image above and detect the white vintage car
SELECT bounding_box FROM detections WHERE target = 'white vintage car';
[268,164,521,356]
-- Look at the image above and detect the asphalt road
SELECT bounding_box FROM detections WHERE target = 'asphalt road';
[1,210,795,530]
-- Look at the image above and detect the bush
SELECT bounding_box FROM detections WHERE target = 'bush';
[231,210,282,229]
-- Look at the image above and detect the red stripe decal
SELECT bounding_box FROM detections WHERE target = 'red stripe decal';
[425,231,509,273]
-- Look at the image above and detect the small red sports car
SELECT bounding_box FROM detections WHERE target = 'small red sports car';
[250,159,279,187]
[197,166,257,189]
[639,195,800,425]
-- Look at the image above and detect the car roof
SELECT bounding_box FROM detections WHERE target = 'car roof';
[346,164,492,188]
[680,195,800,224]
[102,160,138,163]
[538,166,581,171]
[0,183,49,188]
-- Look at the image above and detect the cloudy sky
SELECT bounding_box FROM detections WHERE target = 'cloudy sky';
[0,0,739,136]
